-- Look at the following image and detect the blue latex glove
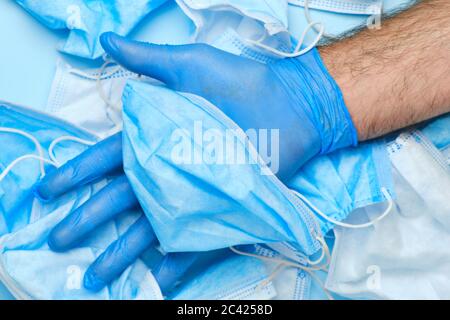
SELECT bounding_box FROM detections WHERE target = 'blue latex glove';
[100,32,358,181]
[35,132,202,293]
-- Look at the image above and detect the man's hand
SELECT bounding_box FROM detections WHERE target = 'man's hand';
[100,32,357,181]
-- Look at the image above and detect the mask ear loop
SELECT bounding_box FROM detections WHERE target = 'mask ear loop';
[229,182,336,299]
[0,130,97,183]
[244,19,324,58]
[96,57,124,129]
[68,56,124,129]
[0,155,56,182]
[48,136,96,167]
[0,127,47,178]
[291,188,394,229]
[288,0,336,39]
[229,246,334,300]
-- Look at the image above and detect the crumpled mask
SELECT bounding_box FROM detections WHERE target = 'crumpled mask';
[172,251,277,300]
[121,79,393,255]
[325,131,450,299]
[122,79,321,255]
[14,0,168,59]
[0,101,162,299]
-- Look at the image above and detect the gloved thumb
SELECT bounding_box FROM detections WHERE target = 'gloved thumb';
[100,32,258,96]
[100,32,198,89]
[100,32,176,84]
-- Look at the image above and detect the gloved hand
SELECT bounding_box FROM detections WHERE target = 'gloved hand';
[35,132,205,293]
[36,32,359,291]
[100,32,358,181]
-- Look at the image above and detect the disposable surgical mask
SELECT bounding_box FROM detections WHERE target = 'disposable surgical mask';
[288,0,382,15]
[239,244,329,300]
[14,0,169,59]
[288,0,382,40]
[177,0,384,59]
[325,130,450,299]
[121,78,395,296]
[122,79,325,255]
[176,0,323,58]
[421,113,450,151]
[46,58,136,137]
[173,252,277,300]
[0,101,162,299]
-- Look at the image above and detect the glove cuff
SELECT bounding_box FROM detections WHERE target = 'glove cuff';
[269,48,358,155]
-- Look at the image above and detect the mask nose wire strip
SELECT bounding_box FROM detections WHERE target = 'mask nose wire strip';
[48,136,96,167]
[291,187,394,229]
[0,127,46,177]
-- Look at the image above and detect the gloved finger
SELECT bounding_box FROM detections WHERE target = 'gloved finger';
[83,215,156,292]
[35,132,123,201]
[153,252,202,294]
[48,175,139,252]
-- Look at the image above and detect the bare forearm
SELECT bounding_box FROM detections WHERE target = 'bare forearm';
[320,0,450,141]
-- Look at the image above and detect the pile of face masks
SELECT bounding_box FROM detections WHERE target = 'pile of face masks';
[0,101,163,299]
[326,130,450,299]
[119,75,397,299]
[0,101,281,300]
[7,0,439,300]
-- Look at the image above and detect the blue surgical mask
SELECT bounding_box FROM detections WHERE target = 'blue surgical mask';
[177,0,321,58]
[172,251,277,300]
[288,140,394,235]
[421,113,450,151]
[122,79,323,256]
[243,244,321,300]
[326,130,450,299]
[0,101,162,300]
[288,0,382,15]
[14,0,168,59]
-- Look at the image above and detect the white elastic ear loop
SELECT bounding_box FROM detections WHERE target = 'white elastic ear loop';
[48,136,96,167]
[306,235,330,268]
[0,133,96,183]
[229,246,334,300]
[0,127,46,177]
[288,0,336,39]
[96,58,123,127]
[0,155,57,182]
[68,58,123,127]
[291,187,394,229]
[245,20,324,58]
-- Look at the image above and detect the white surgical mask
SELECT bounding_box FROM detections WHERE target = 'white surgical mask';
[325,131,450,299]
[45,58,136,138]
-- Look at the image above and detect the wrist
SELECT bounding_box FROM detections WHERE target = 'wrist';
[269,49,358,155]
[319,44,365,141]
